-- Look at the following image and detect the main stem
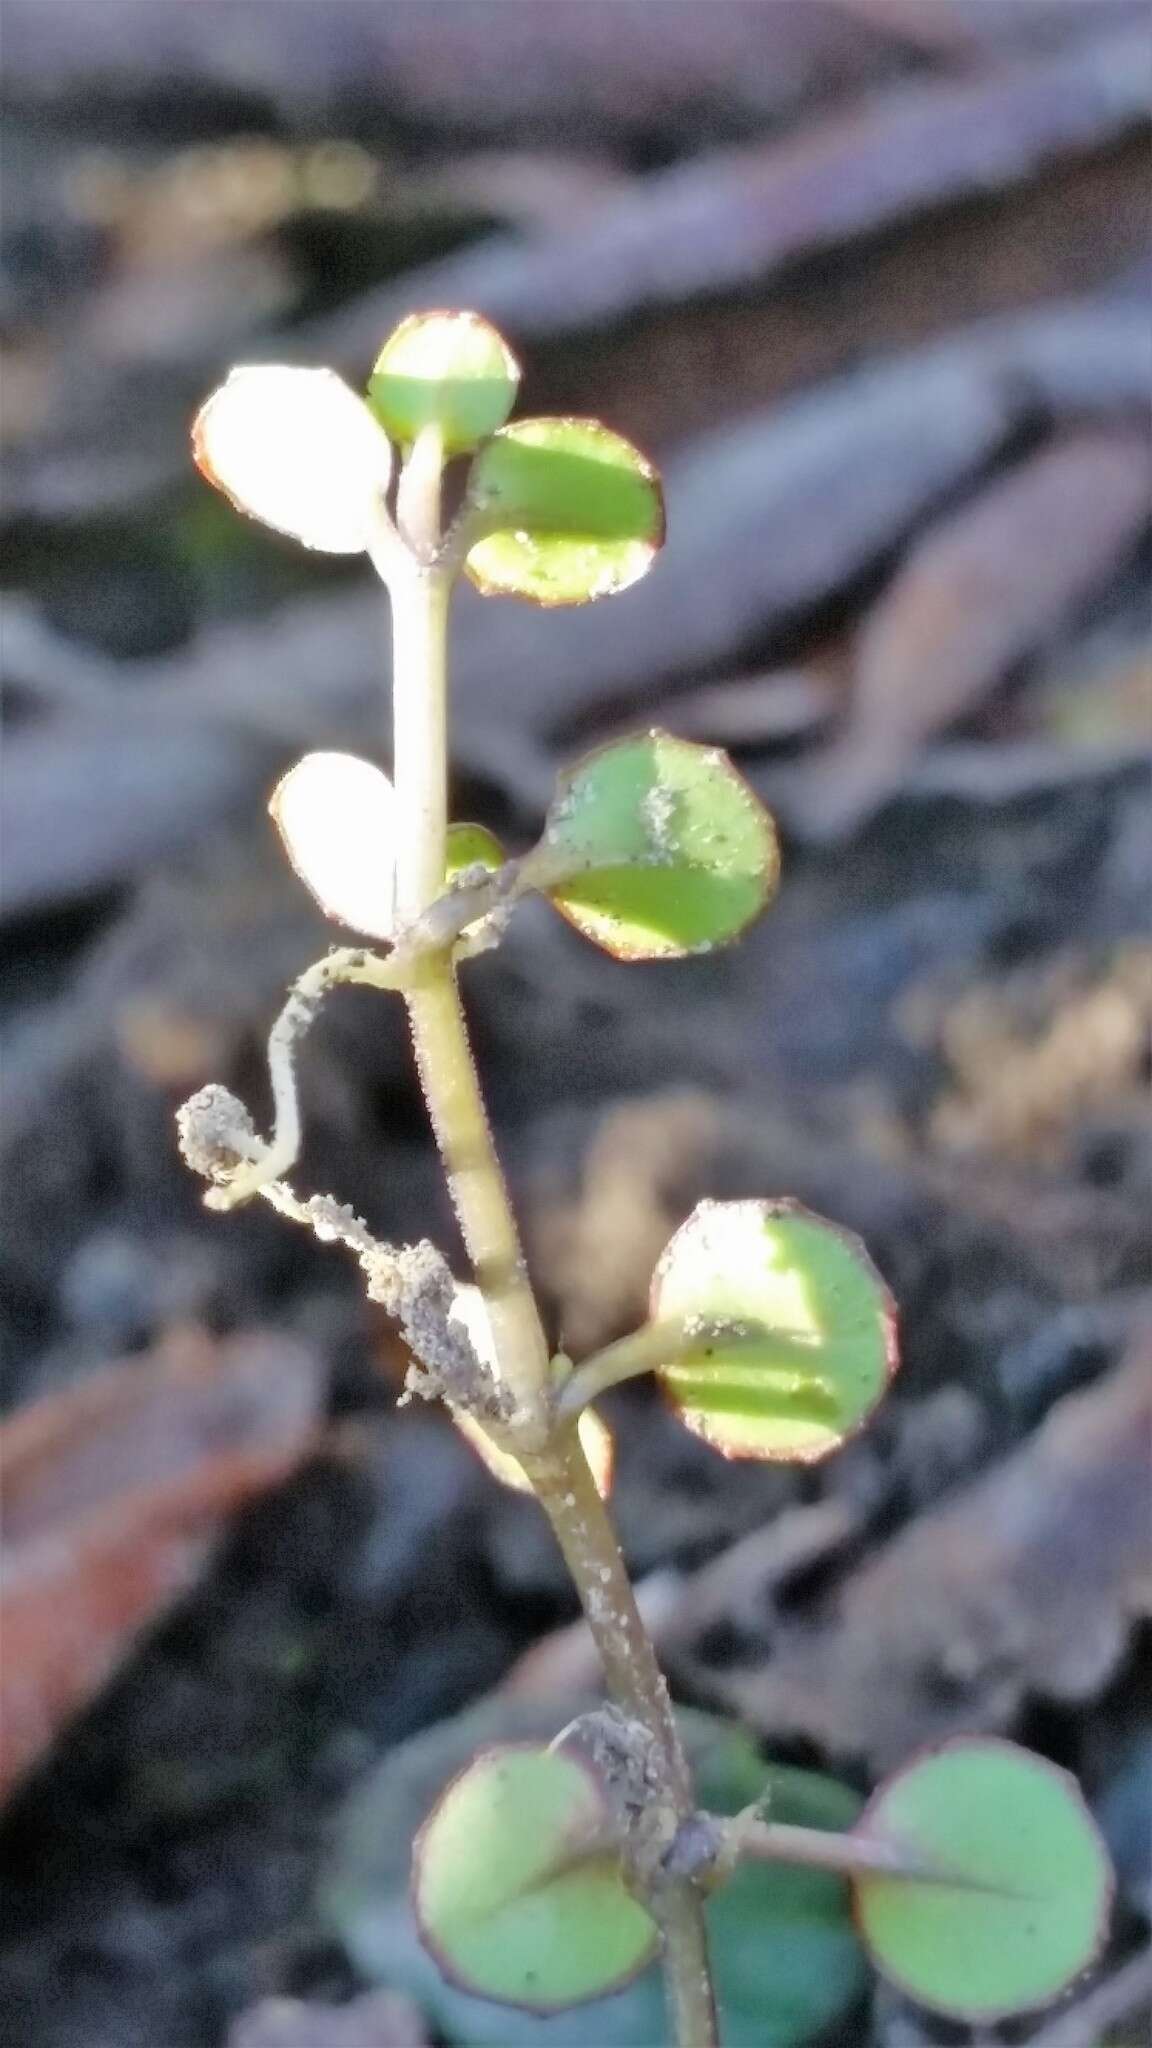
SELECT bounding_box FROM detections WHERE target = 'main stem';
[386,452,718,2048]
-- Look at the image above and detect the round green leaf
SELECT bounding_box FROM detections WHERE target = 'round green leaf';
[445,821,505,884]
[464,417,663,605]
[651,1199,897,1461]
[368,311,519,454]
[537,730,778,959]
[853,1739,1113,2021]
[324,1699,867,2048]
[412,1744,658,2012]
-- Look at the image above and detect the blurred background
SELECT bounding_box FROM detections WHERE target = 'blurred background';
[1,4,1150,2045]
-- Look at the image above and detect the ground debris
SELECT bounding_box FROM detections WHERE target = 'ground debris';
[910,943,1152,1166]
[792,429,1152,836]
[666,1338,1152,1771]
[228,1990,428,2048]
[0,1328,325,1801]
[304,21,1152,354]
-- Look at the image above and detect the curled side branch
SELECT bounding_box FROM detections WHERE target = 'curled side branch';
[176,1088,509,1421]
[178,860,534,1216]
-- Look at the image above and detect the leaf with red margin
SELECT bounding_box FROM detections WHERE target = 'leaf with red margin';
[412,1743,658,2012]
[651,1199,898,1462]
[852,1737,1113,2020]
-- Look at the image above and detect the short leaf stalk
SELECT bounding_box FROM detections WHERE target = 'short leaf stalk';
[386,428,719,2045]
[180,315,1114,2046]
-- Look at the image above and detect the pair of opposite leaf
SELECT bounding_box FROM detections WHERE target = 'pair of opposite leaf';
[194,309,755,959]
[193,308,663,601]
[414,1732,1114,2027]
[267,724,783,970]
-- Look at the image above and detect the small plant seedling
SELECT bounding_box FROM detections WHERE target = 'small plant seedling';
[179,309,1114,2046]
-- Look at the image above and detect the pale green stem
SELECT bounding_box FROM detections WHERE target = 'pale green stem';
[658,1890,720,2048]
[404,955,553,1425]
[389,558,450,926]
[732,1817,1019,1896]
[396,420,446,559]
[519,1427,718,2048]
[737,1820,951,1885]
[557,1319,768,1422]
[385,436,718,2048]
[518,1431,686,1780]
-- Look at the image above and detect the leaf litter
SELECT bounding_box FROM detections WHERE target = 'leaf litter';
[2,9,1151,2042]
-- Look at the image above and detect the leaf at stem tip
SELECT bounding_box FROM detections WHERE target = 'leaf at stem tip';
[412,1744,658,2011]
[852,1738,1114,2021]
[270,751,397,941]
[537,730,779,960]
[445,822,505,884]
[464,417,664,605]
[368,310,520,455]
[650,1199,897,1461]
[192,366,392,553]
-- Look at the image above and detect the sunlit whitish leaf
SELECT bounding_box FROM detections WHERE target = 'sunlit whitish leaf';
[449,1287,614,1497]
[270,752,397,940]
[192,366,393,553]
